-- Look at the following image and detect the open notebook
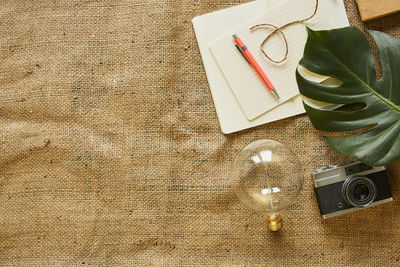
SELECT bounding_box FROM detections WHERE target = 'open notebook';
[192,0,349,134]
[209,0,336,120]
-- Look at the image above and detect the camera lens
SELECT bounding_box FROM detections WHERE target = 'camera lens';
[353,184,369,201]
[342,176,377,207]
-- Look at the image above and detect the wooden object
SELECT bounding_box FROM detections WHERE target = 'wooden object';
[356,0,400,21]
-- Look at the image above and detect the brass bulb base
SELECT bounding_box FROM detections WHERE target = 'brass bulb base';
[267,214,282,232]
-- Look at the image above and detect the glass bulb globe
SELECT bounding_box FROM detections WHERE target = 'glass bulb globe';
[231,140,304,231]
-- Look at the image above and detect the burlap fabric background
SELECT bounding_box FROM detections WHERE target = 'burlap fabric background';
[1,0,399,265]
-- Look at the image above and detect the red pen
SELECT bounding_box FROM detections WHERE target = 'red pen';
[233,33,280,99]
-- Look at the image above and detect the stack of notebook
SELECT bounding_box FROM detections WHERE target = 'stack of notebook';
[192,0,349,134]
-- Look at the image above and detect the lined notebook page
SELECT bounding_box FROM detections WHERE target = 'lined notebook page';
[192,1,270,133]
[209,0,336,120]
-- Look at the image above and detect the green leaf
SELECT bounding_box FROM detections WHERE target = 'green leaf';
[296,27,400,166]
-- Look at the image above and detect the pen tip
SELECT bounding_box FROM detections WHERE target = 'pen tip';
[233,33,238,39]
[272,88,280,99]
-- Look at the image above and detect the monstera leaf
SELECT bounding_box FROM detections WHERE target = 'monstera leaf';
[296,27,400,166]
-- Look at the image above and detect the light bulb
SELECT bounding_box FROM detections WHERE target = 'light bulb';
[231,140,304,231]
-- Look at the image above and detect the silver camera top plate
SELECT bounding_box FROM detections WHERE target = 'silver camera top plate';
[312,162,385,188]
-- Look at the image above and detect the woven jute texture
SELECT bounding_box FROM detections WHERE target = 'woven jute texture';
[1,0,399,266]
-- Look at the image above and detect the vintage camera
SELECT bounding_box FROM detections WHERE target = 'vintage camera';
[312,162,393,219]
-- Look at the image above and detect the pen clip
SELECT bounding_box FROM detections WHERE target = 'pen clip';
[235,44,250,64]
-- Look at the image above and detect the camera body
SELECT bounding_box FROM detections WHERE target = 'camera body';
[313,162,393,219]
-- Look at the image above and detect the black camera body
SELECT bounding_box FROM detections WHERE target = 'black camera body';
[312,162,393,219]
